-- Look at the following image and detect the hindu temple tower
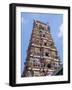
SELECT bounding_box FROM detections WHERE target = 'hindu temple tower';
[22,20,62,77]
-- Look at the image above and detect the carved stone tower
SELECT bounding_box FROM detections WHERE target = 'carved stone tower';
[22,20,62,77]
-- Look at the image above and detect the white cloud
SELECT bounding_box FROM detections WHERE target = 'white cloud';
[58,23,63,38]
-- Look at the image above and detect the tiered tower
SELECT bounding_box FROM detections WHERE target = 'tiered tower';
[22,20,62,77]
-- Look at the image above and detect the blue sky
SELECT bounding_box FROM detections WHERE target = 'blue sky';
[21,12,63,74]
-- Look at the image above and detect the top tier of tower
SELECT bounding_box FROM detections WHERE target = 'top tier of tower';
[33,20,50,33]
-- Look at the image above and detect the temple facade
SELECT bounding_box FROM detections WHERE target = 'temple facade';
[22,20,62,77]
